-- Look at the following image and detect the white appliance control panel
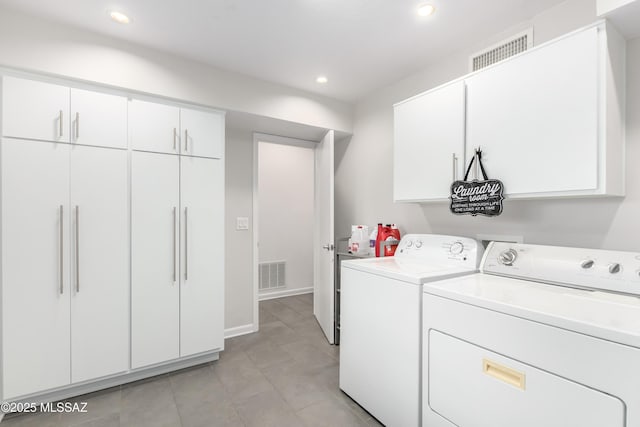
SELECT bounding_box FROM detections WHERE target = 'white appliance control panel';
[483,242,640,297]
[396,234,483,267]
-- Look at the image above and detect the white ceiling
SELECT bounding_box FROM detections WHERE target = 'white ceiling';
[0,0,567,102]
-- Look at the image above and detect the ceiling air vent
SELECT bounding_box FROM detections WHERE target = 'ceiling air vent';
[470,28,533,72]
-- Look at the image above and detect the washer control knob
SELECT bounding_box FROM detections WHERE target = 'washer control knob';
[415,240,423,249]
[498,249,518,266]
[608,263,621,274]
[450,242,464,255]
[581,260,595,269]
[406,240,413,248]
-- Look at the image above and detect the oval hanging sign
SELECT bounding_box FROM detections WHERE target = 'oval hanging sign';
[450,148,504,217]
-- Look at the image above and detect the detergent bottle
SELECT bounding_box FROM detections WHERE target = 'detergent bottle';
[384,224,401,257]
[375,223,383,257]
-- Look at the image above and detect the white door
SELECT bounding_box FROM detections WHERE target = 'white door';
[313,130,335,344]
[394,81,466,201]
[70,145,129,382]
[180,156,224,356]
[131,151,180,369]
[465,27,599,195]
[1,138,71,399]
[129,99,181,155]
[2,76,70,143]
[180,108,224,159]
[70,89,128,149]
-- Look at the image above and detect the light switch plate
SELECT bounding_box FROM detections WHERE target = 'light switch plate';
[236,217,249,230]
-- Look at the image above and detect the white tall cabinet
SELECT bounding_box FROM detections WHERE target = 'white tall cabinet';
[180,155,224,357]
[69,145,129,383]
[131,104,224,370]
[1,141,128,398]
[1,74,225,402]
[131,152,181,368]
[1,139,71,399]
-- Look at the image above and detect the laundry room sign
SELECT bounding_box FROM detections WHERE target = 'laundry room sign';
[450,148,504,217]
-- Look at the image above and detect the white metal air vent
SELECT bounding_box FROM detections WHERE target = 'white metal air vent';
[259,261,286,291]
[470,29,533,72]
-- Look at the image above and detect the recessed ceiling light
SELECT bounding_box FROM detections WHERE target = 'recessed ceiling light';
[417,4,435,17]
[110,11,130,24]
[316,76,328,84]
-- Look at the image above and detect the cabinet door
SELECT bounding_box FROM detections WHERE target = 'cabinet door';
[70,146,129,382]
[2,76,70,143]
[129,99,180,154]
[394,81,466,201]
[466,27,599,196]
[180,156,224,356]
[131,151,180,368]
[70,89,128,149]
[180,108,224,159]
[1,139,70,399]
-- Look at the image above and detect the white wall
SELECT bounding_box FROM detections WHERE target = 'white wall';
[225,127,255,330]
[258,142,314,296]
[0,6,353,133]
[336,0,640,251]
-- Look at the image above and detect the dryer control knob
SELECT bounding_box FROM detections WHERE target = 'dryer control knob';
[498,249,518,266]
[581,260,595,269]
[406,240,413,248]
[450,242,464,255]
[415,240,423,249]
[608,263,621,274]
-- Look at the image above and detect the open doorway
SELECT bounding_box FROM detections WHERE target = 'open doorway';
[252,131,336,344]
[252,134,316,324]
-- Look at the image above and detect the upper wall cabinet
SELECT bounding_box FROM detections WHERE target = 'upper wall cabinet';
[69,88,127,149]
[467,27,595,196]
[393,22,625,201]
[2,76,127,149]
[129,100,181,154]
[2,77,70,143]
[129,99,224,159]
[394,81,466,202]
[181,107,225,159]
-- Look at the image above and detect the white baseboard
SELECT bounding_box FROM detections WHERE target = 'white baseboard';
[224,323,256,339]
[258,286,313,301]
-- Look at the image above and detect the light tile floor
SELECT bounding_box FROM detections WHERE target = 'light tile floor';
[2,294,382,427]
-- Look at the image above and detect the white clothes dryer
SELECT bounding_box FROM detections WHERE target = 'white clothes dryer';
[423,241,640,427]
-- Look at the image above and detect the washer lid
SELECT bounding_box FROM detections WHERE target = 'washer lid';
[424,273,640,348]
[342,256,477,284]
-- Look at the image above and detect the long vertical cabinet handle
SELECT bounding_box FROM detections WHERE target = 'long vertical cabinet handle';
[59,110,64,138]
[75,206,80,292]
[184,207,188,281]
[59,205,64,294]
[184,130,188,153]
[75,112,80,140]
[173,207,177,283]
[173,128,177,151]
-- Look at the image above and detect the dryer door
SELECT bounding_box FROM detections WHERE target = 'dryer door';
[427,330,625,427]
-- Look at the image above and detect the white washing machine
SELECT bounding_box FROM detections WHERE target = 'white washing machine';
[339,234,483,427]
[423,241,640,427]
